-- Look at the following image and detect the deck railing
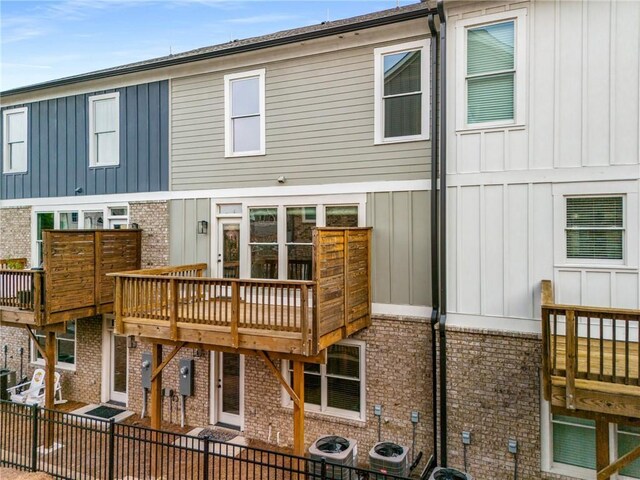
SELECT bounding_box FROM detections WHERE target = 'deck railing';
[541,279,640,409]
[116,272,316,347]
[0,269,43,315]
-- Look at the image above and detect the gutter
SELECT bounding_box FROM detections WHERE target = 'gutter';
[1,7,438,98]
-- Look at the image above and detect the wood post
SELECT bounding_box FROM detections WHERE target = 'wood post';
[94,231,103,306]
[115,276,123,334]
[596,418,610,480]
[301,285,309,355]
[150,343,163,430]
[44,330,56,448]
[292,360,305,456]
[231,282,239,348]
[565,309,577,410]
[169,278,178,341]
[33,272,42,325]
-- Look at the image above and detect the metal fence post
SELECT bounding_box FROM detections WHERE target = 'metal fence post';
[107,418,115,480]
[203,438,210,480]
[31,404,39,472]
[321,457,327,480]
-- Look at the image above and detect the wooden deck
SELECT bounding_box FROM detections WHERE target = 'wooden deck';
[0,230,141,327]
[114,228,372,357]
[542,280,640,418]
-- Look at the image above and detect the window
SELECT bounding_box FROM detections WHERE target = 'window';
[374,40,430,144]
[566,196,624,262]
[326,206,359,228]
[224,69,265,157]
[32,321,76,369]
[549,415,640,479]
[89,92,120,166]
[3,107,28,173]
[249,207,278,279]
[286,207,315,280]
[285,341,365,420]
[456,9,526,129]
[36,212,54,267]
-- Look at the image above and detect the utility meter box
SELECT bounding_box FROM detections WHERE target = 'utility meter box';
[179,359,194,396]
[141,353,152,389]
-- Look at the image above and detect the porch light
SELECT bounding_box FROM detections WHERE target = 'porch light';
[127,336,137,349]
[197,220,208,235]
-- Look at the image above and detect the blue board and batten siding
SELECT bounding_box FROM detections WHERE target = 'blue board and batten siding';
[0,80,169,199]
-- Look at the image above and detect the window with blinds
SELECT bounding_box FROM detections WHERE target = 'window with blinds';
[565,196,624,261]
[89,93,120,166]
[466,20,515,125]
[287,341,364,419]
[552,415,596,469]
[3,107,28,173]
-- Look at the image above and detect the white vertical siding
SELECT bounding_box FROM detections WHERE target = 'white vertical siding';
[446,0,640,330]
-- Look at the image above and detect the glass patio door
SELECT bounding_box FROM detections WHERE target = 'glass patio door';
[110,333,128,404]
[214,352,244,428]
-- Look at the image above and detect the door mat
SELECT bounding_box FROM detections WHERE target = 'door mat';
[83,405,125,419]
[197,428,237,443]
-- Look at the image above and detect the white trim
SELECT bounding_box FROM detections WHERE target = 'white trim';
[88,92,120,167]
[280,338,366,422]
[446,312,542,335]
[374,39,430,144]
[101,316,111,404]
[455,9,528,131]
[210,352,245,429]
[446,165,640,188]
[1,179,430,208]
[2,107,28,174]
[224,69,266,158]
[371,303,431,318]
[30,320,77,371]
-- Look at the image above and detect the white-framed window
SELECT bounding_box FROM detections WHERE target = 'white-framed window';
[283,340,366,421]
[565,196,625,264]
[31,320,76,370]
[224,69,266,157]
[89,92,120,167]
[2,107,28,174]
[544,412,640,479]
[374,39,430,144]
[455,9,527,130]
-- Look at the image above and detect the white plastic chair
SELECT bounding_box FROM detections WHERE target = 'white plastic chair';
[8,369,66,406]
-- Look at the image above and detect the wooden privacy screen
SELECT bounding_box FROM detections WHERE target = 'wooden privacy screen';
[43,230,141,316]
[314,228,372,338]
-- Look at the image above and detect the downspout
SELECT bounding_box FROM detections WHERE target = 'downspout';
[437,0,448,467]
[427,11,440,469]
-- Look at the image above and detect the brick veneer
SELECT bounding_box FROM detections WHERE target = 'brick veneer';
[0,317,103,405]
[0,206,32,265]
[444,325,581,480]
[129,201,169,268]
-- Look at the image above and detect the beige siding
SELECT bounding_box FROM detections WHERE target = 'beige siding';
[169,199,211,271]
[171,38,431,190]
[368,190,430,306]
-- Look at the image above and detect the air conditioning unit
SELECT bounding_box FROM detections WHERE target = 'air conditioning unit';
[428,467,472,480]
[308,435,357,480]
[369,442,409,478]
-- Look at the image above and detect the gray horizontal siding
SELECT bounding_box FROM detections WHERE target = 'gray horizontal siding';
[171,37,431,190]
[169,198,211,272]
[0,81,169,199]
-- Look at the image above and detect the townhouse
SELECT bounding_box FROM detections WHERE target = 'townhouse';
[1,1,639,479]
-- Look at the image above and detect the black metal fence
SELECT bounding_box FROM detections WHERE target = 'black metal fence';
[0,400,411,480]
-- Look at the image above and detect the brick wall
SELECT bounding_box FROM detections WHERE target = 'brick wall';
[0,206,31,265]
[129,201,170,268]
[444,326,580,480]
[126,315,433,469]
[0,317,103,405]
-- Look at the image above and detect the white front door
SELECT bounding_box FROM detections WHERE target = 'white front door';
[211,352,244,428]
[109,332,128,404]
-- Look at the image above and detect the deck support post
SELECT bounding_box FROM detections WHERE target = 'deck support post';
[43,330,56,448]
[150,343,163,430]
[292,360,305,456]
[596,418,611,480]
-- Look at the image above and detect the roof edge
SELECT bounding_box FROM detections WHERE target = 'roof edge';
[1,7,436,98]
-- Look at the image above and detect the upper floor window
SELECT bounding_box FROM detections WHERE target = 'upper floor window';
[2,107,28,174]
[566,196,624,263]
[224,69,266,157]
[456,9,526,129]
[374,39,430,144]
[89,92,120,167]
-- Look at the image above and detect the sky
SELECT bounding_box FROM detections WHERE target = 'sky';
[1,0,419,91]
